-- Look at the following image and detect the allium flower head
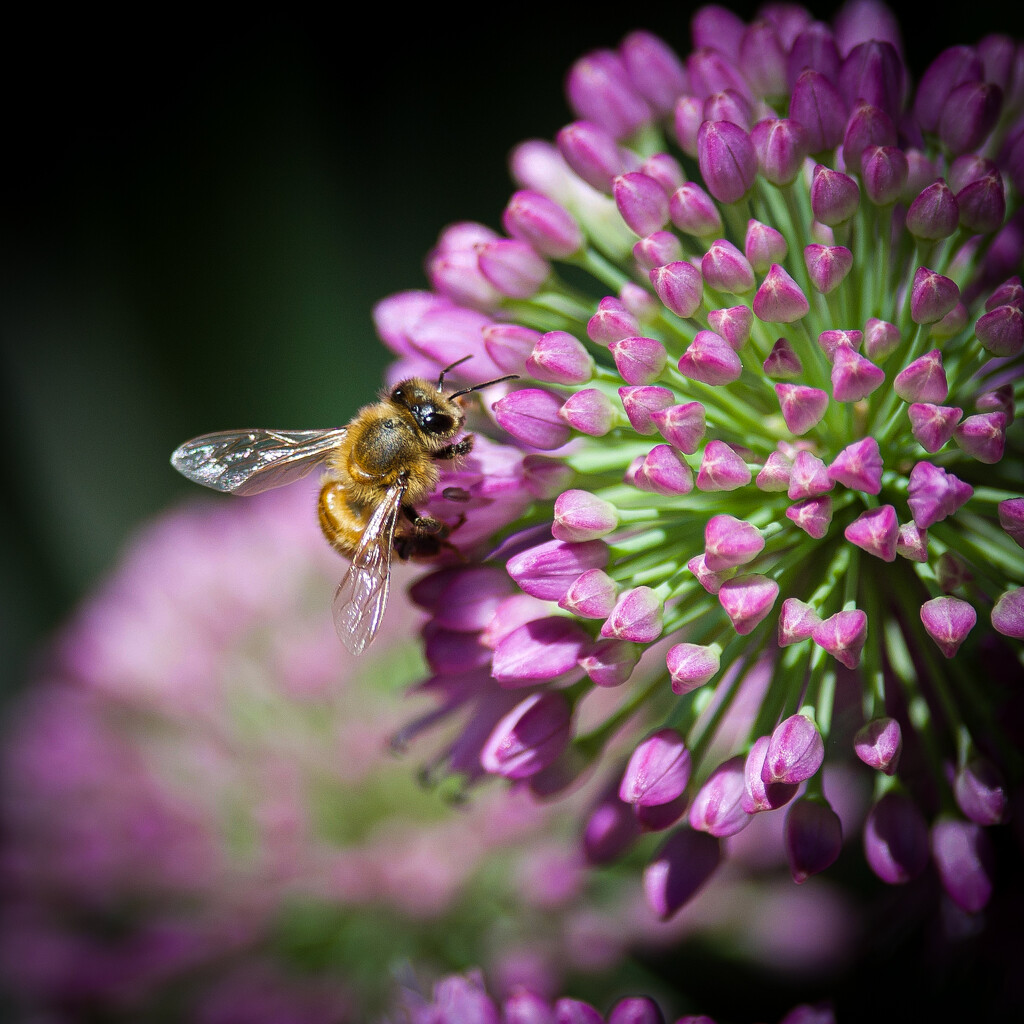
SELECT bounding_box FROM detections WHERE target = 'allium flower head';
[376,1,1024,922]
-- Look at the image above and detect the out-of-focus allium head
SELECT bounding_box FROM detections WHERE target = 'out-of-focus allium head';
[375,0,1024,927]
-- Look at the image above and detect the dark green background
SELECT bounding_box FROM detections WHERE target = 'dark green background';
[4,3,1023,690]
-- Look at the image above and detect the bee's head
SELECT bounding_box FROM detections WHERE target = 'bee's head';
[389,380,463,437]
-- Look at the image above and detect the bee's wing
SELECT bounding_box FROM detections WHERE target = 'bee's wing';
[171,427,347,496]
[332,476,407,656]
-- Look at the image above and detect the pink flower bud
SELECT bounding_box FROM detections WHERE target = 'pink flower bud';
[757,449,794,491]
[896,520,929,562]
[678,330,742,385]
[940,80,1003,155]
[566,51,651,139]
[894,349,948,403]
[906,181,960,240]
[818,329,862,361]
[761,713,824,785]
[687,553,735,595]
[786,496,834,538]
[650,401,706,453]
[992,588,1024,638]
[907,403,962,453]
[743,735,799,812]
[526,331,594,385]
[740,18,789,96]
[649,260,704,318]
[975,304,1024,357]
[854,717,902,774]
[775,383,830,435]
[839,36,903,117]
[788,450,833,499]
[864,792,930,884]
[559,387,618,436]
[643,827,721,921]
[812,608,868,668]
[477,238,550,298]
[697,440,752,491]
[620,31,688,116]
[559,567,619,619]
[633,230,683,270]
[702,238,756,294]
[763,338,803,379]
[613,171,670,236]
[790,69,847,153]
[667,642,721,693]
[492,388,571,450]
[618,385,676,434]
[753,263,810,323]
[556,120,633,193]
[506,538,610,602]
[829,437,883,494]
[745,219,788,272]
[907,461,973,529]
[842,101,897,173]
[704,514,765,571]
[480,691,572,779]
[633,444,695,495]
[587,295,639,345]
[578,637,640,687]
[862,145,908,204]
[610,336,668,385]
[985,275,1023,311]
[804,244,853,294]
[931,817,994,913]
[584,787,641,864]
[778,598,821,646]
[673,94,704,156]
[863,317,901,360]
[914,45,983,133]
[483,323,542,376]
[844,505,899,561]
[689,755,752,837]
[669,182,723,237]
[751,117,808,185]
[600,586,664,643]
[910,267,960,325]
[998,498,1024,548]
[502,189,584,259]
[831,345,884,402]
[619,728,691,808]
[491,616,591,685]
[785,796,843,883]
[552,489,619,542]
[719,574,780,634]
[954,755,1008,825]
[697,120,756,203]
[957,170,1006,233]
[954,412,1007,464]
[920,596,976,658]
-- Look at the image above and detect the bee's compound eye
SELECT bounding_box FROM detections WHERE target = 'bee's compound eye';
[422,412,454,434]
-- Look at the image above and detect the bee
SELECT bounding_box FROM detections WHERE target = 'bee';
[170,356,517,655]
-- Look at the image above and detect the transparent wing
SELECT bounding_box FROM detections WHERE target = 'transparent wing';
[332,476,407,656]
[170,427,347,496]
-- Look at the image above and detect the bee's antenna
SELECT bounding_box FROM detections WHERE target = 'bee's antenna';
[437,355,474,390]
[448,374,520,400]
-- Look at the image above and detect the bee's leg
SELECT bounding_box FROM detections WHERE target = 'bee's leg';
[401,504,449,537]
[433,435,474,460]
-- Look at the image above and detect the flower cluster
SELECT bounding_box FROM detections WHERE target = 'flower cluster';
[376,0,1024,921]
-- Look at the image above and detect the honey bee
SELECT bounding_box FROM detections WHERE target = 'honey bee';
[171,357,517,655]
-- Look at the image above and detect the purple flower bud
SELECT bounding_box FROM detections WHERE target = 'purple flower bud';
[552,489,619,543]
[649,260,704,318]
[919,595,977,658]
[491,616,591,685]
[775,383,829,435]
[812,608,868,668]
[503,190,584,259]
[817,329,862,361]
[613,172,670,236]
[761,713,824,785]
[579,637,640,688]
[689,755,752,838]
[678,329,743,385]
[745,219,788,272]
[480,691,572,779]
[588,295,640,345]
[844,504,899,561]
[650,401,706,454]
[992,588,1024,638]
[559,388,618,437]
[619,728,691,808]
[953,412,1007,464]
[673,95,704,156]
[955,755,1008,826]
[907,461,973,529]
[757,449,794,491]
[975,304,1024,357]
[999,498,1024,548]
[914,45,983,134]
[935,551,972,593]
[753,264,810,323]
[897,520,928,561]
[910,267,960,325]
[633,230,683,270]
[863,317,901,360]
[704,514,765,571]
[568,48,651,138]
[483,323,542,376]
[644,827,721,920]
[789,69,847,153]
[854,716,902,774]
[763,337,803,379]
[906,403,961,453]
[893,349,948,403]
[559,567,619,619]
[788,450,833,499]
[703,89,753,132]
[493,388,571,450]
[556,120,633,193]
[691,6,745,60]
[743,735,799,812]
[905,181,960,240]
[831,345,885,402]
[719,574,780,635]
[702,239,756,294]
[778,597,821,646]
[601,586,664,643]
[621,31,688,116]
[526,331,595,385]
[985,274,1024,310]
[956,170,1006,233]
[864,792,930,884]
[785,796,843,883]
[839,39,903,121]
[940,81,1003,155]
[669,182,723,237]
[787,23,840,86]
[507,538,610,602]
[841,101,897,173]
[862,145,909,204]
[697,440,752,491]
[687,553,735,595]
[610,335,668,385]
[607,998,667,1024]
[786,496,834,538]
[829,437,883,494]
[697,120,756,204]
[931,817,994,913]
[619,385,676,435]
[477,238,550,298]
[687,45,751,100]
[584,785,642,864]
[751,117,808,185]
[804,243,853,294]
[633,444,695,496]
[666,642,720,693]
